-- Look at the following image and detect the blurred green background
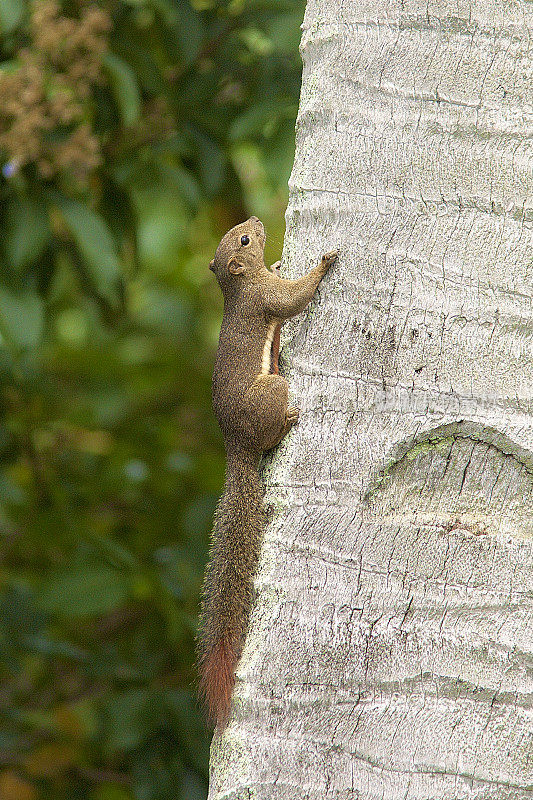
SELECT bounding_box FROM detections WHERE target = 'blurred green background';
[0,0,304,797]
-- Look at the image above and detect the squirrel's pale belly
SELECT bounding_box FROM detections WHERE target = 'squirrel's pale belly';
[260,319,278,376]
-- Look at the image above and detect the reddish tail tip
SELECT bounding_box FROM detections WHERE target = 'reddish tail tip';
[199,639,236,728]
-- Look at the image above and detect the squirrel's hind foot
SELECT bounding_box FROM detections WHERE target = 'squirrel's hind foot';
[286,406,300,424]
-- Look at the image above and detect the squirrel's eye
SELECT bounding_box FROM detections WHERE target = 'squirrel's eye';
[240,235,250,246]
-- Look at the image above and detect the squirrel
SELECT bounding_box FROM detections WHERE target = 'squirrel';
[197,215,338,727]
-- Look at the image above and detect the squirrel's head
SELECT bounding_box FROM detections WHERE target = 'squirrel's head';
[209,217,266,289]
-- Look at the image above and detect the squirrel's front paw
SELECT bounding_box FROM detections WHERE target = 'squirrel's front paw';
[270,260,282,277]
[321,250,339,270]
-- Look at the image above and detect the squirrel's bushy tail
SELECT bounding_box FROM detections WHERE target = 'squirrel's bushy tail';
[197,447,264,727]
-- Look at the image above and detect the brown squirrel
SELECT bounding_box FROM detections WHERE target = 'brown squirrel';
[197,215,338,727]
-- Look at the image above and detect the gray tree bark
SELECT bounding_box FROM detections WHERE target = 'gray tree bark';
[208,0,533,797]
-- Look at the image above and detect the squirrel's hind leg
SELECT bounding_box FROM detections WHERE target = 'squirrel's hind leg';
[272,405,300,448]
[245,375,297,452]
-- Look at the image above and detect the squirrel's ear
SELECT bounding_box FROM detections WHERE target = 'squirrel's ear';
[209,259,215,272]
[228,257,246,275]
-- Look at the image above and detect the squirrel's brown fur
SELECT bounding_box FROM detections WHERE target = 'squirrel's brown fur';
[198,216,337,727]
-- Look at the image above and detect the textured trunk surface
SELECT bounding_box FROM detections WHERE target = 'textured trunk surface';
[208,1,533,798]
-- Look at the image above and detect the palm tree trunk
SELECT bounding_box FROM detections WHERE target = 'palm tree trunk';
[208,1,533,797]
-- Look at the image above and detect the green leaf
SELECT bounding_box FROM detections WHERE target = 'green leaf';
[158,164,201,206]
[55,197,121,304]
[148,0,204,64]
[174,1,204,65]
[103,52,141,128]
[229,100,279,141]
[4,197,50,271]
[0,0,24,34]
[0,288,44,349]
[240,27,273,55]
[112,40,165,94]
[37,563,129,618]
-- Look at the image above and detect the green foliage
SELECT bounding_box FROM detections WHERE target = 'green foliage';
[103,53,142,128]
[4,198,51,272]
[0,0,304,797]
[0,0,24,34]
